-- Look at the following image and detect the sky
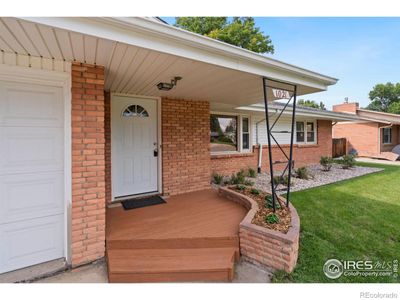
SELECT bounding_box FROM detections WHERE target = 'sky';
[161,17,400,110]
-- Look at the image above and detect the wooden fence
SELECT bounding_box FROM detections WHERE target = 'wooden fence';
[332,138,346,158]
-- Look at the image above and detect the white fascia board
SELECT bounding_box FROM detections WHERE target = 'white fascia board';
[19,17,337,91]
[236,105,362,121]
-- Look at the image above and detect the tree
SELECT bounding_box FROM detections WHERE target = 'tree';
[297,99,326,110]
[367,82,400,112]
[174,17,274,54]
[174,17,227,36]
[388,102,400,114]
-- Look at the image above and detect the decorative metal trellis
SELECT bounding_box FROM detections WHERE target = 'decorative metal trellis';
[262,77,298,212]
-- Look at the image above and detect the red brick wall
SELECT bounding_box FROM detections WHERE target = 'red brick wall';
[162,98,211,196]
[333,122,380,157]
[332,102,359,114]
[71,62,106,266]
[211,120,332,175]
[104,92,112,204]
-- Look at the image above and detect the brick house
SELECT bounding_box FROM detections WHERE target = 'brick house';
[333,101,400,159]
[0,17,347,281]
[210,102,358,176]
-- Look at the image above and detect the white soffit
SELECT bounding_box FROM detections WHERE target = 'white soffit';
[0,17,335,106]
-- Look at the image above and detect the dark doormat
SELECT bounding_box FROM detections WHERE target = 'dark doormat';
[121,195,166,210]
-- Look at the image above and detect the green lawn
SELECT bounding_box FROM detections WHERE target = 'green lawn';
[273,162,400,283]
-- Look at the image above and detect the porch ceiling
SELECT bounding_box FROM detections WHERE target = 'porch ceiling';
[0,17,332,106]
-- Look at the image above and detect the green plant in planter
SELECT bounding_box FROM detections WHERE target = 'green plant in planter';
[212,173,224,184]
[250,188,260,195]
[244,179,254,186]
[295,167,310,180]
[264,195,281,209]
[265,213,279,224]
[236,184,246,191]
[341,154,356,169]
[247,168,257,178]
[320,156,333,171]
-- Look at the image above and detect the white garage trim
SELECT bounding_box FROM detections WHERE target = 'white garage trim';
[0,63,72,266]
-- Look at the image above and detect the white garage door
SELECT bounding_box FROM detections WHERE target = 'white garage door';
[0,80,65,274]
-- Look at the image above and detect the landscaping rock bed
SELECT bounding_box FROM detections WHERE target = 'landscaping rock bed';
[253,164,383,194]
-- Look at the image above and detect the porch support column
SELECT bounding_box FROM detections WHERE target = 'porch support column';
[71,62,106,266]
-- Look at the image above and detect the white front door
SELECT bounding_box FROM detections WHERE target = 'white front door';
[0,80,65,274]
[112,96,158,198]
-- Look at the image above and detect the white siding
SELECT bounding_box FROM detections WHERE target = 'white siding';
[252,115,317,145]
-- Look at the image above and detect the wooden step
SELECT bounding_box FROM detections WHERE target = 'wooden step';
[107,248,236,283]
[106,236,239,250]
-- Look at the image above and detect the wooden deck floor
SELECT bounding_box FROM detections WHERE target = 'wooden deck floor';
[106,189,247,282]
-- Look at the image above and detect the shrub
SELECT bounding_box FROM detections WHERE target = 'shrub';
[247,168,257,178]
[341,154,356,169]
[236,184,246,191]
[230,170,246,184]
[250,188,260,195]
[264,195,281,209]
[320,156,333,171]
[272,175,291,186]
[295,167,310,180]
[265,213,280,224]
[212,173,224,184]
[244,179,254,186]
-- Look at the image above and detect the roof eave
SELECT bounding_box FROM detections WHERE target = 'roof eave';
[19,17,338,91]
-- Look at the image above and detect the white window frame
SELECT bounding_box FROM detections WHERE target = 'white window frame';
[382,127,392,145]
[296,120,318,145]
[210,112,252,155]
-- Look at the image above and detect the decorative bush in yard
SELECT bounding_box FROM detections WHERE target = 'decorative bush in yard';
[230,170,246,184]
[273,174,291,186]
[295,167,311,180]
[320,156,334,171]
[340,154,356,169]
[219,186,300,273]
[247,168,257,178]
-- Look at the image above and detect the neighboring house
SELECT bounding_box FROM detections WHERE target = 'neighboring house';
[0,17,340,279]
[210,102,360,175]
[333,101,400,160]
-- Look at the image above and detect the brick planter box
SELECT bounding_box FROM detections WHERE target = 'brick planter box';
[218,187,300,273]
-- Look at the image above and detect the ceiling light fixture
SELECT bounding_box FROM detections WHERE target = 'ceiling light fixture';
[157,76,182,91]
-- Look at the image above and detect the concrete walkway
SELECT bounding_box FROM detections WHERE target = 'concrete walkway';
[35,260,108,283]
[356,157,400,166]
[34,258,272,283]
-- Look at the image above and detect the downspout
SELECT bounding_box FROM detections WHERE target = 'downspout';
[256,118,265,173]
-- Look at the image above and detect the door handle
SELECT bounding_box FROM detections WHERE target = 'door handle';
[153,149,158,157]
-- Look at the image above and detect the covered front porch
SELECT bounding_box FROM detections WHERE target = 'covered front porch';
[0,17,336,280]
[106,189,247,282]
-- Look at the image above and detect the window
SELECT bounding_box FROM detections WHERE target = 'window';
[296,121,316,144]
[242,117,250,150]
[210,115,238,152]
[296,122,305,143]
[307,122,315,143]
[122,105,149,117]
[383,127,392,144]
